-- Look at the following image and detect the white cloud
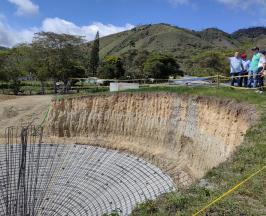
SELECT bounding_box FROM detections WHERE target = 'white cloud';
[0,17,134,47]
[169,0,190,5]
[168,0,198,10]
[42,17,134,41]
[167,0,266,21]
[216,0,266,10]
[0,20,37,47]
[216,0,266,25]
[8,0,39,16]
[169,0,266,8]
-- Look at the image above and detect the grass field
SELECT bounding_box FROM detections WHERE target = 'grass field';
[125,86,266,216]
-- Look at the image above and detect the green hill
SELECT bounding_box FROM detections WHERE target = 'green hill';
[232,27,266,39]
[196,28,241,48]
[93,24,266,76]
[99,24,213,57]
[98,24,265,56]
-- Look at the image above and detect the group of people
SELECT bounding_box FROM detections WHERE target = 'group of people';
[229,47,266,93]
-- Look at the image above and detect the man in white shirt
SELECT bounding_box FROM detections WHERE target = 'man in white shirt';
[240,53,250,87]
[229,52,244,86]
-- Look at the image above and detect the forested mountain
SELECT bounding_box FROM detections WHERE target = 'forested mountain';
[98,24,266,56]
[232,27,266,39]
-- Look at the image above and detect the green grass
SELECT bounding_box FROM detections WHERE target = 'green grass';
[126,85,264,104]
[128,86,266,216]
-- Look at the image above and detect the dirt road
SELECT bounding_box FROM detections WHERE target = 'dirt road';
[0,95,17,102]
[0,95,52,138]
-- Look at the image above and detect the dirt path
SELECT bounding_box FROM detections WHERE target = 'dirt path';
[0,95,52,138]
[0,95,17,102]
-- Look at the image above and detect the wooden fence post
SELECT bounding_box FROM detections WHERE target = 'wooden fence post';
[217,73,220,88]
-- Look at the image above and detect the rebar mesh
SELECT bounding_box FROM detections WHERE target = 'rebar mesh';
[0,126,64,215]
[0,126,175,216]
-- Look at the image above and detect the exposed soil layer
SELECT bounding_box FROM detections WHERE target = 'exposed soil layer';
[46,93,257,186]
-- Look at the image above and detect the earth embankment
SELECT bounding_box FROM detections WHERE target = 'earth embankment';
[46,93,256,185]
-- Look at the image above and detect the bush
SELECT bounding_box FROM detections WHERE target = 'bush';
[97,56,125,79]
[187,50,235,76]
[143,53,183,79]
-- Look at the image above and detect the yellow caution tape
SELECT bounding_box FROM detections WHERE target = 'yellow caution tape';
[220,75,250,79]
[193,165,266,216]
[70,76,217,82]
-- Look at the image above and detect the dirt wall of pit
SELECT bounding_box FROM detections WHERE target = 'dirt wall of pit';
[45,93,256,186]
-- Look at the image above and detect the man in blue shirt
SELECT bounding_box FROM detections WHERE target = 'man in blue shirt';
[229,52,243,86]
[248,47,261,88]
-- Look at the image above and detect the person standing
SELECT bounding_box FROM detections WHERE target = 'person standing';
[229,52,243,86]
[239,53,250,87]
[257,50,266,93]
[248,47,261,88]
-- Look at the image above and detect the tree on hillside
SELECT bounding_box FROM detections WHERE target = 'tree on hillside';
[97,56,125,79]
[23,44,50,94]
[129,40,136,48]
[0,50,9,82]
[89,31,100,77]
[189,50,230,76]
[32,32,86,93]
[121,49,150,79]
[143,53,183,79]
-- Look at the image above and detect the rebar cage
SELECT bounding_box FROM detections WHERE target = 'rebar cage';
[0,126,175,216]
[1,126,65,216]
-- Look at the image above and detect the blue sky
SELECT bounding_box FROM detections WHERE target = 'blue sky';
[0,0,266,47]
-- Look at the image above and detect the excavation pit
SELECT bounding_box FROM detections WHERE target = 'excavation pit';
[0,92,257,216]
[47,93,256,185]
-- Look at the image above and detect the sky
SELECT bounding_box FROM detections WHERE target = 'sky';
[0,0,266,47]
